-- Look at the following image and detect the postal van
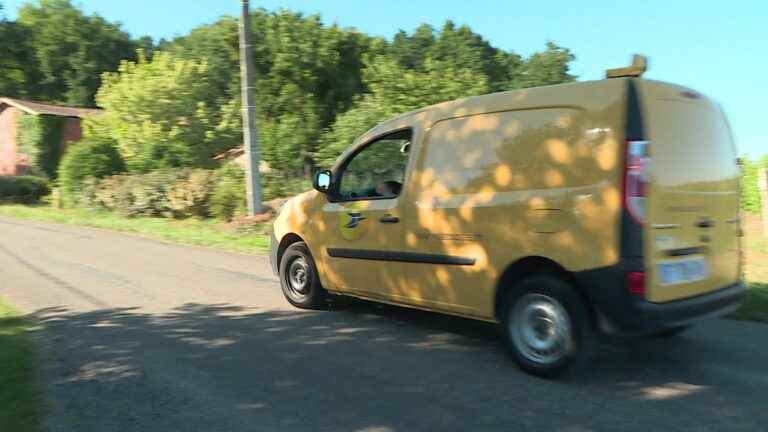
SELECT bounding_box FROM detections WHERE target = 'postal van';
[270,56,744,376]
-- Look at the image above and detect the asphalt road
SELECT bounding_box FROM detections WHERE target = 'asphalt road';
[1,216,767,432]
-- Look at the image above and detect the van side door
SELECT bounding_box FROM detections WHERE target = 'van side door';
[317,129,413,300]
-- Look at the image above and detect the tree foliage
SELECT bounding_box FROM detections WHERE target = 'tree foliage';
[316,25,576,167]
[167,12,578,172]
[315,56,490,166]
[1,0,139,106]
[1,1,587,199]
[86,51,236,172]
[2,1,580,184]
[0,6,36,98]
[166,10,373,175]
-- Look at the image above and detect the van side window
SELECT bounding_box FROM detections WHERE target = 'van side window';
[337,129,412,201]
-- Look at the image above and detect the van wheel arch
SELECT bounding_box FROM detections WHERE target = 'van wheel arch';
[493,256,595,326]
[277,233,305,269]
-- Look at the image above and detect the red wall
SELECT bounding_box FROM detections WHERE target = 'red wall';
[0,108,84,176]
[60,117,82,154]
[0,106,21,176]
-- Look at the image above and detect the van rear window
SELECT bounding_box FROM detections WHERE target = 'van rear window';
[647,100,738,188]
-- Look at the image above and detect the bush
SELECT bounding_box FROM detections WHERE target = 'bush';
[742,156,767,214]
[0,176,50,203]
[210,163,246,221]
[58,138,126,206]
[167,169,216,218]
[125,169,187,217]
[68,163,304,221]
[84,169,183,217]
[262,172,312,201]
[80,168,217,218]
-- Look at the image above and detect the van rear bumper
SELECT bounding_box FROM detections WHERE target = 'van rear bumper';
[577,266,745,334]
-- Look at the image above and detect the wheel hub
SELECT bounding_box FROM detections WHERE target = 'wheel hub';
[288,257,309,294]
[511,294,573,365]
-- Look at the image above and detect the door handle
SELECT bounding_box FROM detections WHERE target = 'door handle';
[696,219,715,228]
[379,215,400,224]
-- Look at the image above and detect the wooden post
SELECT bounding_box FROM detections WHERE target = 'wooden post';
[239,0,262,215]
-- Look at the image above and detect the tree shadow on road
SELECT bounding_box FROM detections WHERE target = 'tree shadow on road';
[29,300,768,432]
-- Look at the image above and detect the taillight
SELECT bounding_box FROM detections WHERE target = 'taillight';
[627,271,646,296]
[624,140,650,225]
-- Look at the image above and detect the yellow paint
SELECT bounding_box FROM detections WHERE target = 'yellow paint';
[546,138,572,164]
[494,165,512,186]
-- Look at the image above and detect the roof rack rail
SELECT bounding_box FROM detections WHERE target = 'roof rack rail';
[606,54,648,79]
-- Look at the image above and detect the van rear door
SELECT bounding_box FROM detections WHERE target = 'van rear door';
[639,81,741,303]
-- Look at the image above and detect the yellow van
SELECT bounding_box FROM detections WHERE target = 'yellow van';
[269,56,744,377]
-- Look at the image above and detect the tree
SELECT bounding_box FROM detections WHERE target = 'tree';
[165,16,241,108]
[87,51,236,172]
[512,42,576,89]
[315,28,577,167]
[166,10,375,175]
[0,4,36,98]
[17,0,137,106]
[315,56,490,167]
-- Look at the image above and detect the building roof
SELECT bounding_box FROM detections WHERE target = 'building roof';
[213,146,245,161]
[213,146,272,173]
[0,97,102,118]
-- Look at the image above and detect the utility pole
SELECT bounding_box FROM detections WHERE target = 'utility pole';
[239,0,262,215]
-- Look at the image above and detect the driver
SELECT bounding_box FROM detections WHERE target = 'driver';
[375,180,402,197]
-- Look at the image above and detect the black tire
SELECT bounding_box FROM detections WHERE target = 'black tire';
[653,325,692,338]
[500,275,595,378]
[279,242,328,309]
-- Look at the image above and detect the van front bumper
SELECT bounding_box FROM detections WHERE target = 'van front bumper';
[269,227,279,276]
[577,267,746,334]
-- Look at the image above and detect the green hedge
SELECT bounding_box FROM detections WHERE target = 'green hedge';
[71,163,311,220]
[0,176,50,203]
[58,138,126,206]
[76,164,251,220]
[210,163,246,221]
[742,156,767,214]
[80,168,215,218]
[16,114,64,179]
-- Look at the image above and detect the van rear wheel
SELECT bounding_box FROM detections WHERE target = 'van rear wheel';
[501,275,595,378]
[279,242,328,309]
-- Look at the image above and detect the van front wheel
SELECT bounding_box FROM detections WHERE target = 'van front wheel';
[501,276,595,378]
[279,242,328,309]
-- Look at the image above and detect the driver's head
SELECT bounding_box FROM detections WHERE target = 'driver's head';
[376,180,402,197]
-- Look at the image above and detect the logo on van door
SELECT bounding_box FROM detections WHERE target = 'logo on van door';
[339,212,367,240]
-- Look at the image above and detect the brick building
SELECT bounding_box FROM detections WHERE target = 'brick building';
[0,98,101,176]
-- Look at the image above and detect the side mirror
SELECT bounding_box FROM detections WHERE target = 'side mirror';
[313,170,332,194]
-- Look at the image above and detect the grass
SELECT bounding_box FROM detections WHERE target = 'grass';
[0,299,41,432]
[732,215,768,322]
[0,205,270,254]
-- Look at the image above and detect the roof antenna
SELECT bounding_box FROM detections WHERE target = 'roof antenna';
[606,54,648,78]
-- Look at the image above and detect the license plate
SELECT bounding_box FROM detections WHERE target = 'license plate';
[657,256,709,286]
